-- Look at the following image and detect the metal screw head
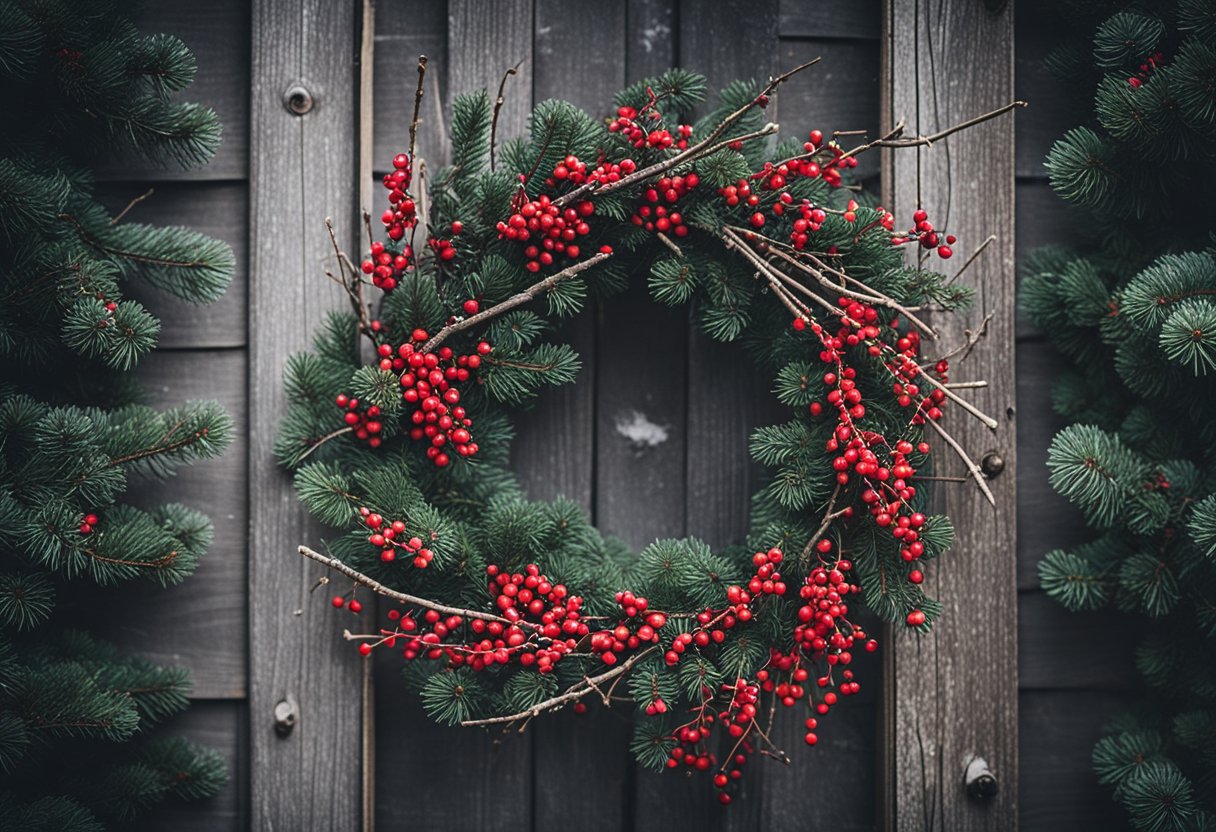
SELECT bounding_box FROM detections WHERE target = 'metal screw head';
[967,771,999,801]
[274,697,298,736]
[283,84,314,115]
[980,451,1005,478]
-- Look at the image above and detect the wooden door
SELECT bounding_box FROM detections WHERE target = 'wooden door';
[247,1,1017,829]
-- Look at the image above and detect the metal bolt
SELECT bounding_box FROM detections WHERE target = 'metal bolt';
[283,84,314,115]
[274,696,298,737]
[964,756,999,801]
[980,451,1005,478]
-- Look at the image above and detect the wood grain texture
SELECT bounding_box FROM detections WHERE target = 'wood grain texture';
[373,0,449,170]
[447,0,534,146]
[1018,691,1127,832]
[1017,591,1137,690]
[131,701,248,831]
[779,0,882,40]
[248,0,364,828]
[1014,340,1091,590]
[97,182,249,350]
[884,0,1019,829]
[98,0,251,182]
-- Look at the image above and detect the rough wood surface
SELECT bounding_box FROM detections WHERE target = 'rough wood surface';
[779,0,881,39]
[884,0,1018,829]
[248,0,364,828]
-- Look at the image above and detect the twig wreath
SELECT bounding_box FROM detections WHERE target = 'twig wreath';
[277,56,1021,801]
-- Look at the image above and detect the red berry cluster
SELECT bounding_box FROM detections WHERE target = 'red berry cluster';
[392,329,488,467]
[589,592,667,666]
[632,172,699,237]
[892,208,956,259]
[793,556,868,686]
[360,153,420,291]
[608,104,692,150]
[786,129,860,188]
[78,512,100,534]
[335,394,385,448]
[359,507,436,567]
[332,594,364,613]
[1128,51,1164,88]
[495,191,595,273]
[427,221,462,263]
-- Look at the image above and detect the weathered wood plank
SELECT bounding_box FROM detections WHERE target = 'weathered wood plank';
[627,0,677,78]
[1014,179,1084,340]
[373,0,449,171]
[447,0,534,146]
[776,38,882,181]
[530,6,637,830]
[629,3,785,830]
[98,0,251,182]
[96,182,248,350]
[1017,590,1136,690]
[1018,691,1127,832]
[779,0,882,40]
[1015,339,1091,590]
[1013,0,1087,181]
[248,0,363,828]
[884,1,1019,828]
[131,700,248,832]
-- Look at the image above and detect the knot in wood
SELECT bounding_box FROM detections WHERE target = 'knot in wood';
[273,696,298,736]
[283,84,314,115]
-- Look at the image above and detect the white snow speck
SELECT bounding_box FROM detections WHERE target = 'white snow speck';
[615,410,669,448]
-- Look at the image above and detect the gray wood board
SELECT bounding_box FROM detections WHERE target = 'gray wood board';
[131,700,248,831]
[248,0,364,828]
[96,182,249,350]
[779,0,882,40]
[373,0,450,171]
[885,0,1019,828]
[97,0,251,182]
[1018,690,1129,832]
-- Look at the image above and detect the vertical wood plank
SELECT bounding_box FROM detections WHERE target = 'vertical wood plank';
[529,5,636,831]
[883,0,1018,829]
[248,1,364,828]
[376,5,536,830]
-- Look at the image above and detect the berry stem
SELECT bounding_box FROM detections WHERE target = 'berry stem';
[490,58,524,172]
[409,55,428,161]
[924,417,997,507]
[420,249,613,353]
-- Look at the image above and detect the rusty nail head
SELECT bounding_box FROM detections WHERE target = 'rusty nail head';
[274,697,298,736]
[283,84,314,115]
[980,451,1005,478]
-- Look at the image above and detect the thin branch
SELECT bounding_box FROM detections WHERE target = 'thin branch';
[925,418,996,507]
[420,250,612,352]
[325,217,374,339]
[942,380,987,389]
[837,100,1027,164]
[947,234,996,285]
[656,232,684,257]
[490,59,524,172]
[460,645,660,727]
[298,545,517,624]
[800,484,848,565]
[933,311,993,367]
[409,55,428,160]
[110,188,155,225]
[296,425,354,463]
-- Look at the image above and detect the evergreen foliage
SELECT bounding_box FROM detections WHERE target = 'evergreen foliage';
[0,0,233,824]
[1025,2,1216,827]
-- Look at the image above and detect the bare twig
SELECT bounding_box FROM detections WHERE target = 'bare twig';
[420,250,612,352]
[297,426,354,463]
[490,59,524,172]
[110,188,154,225]
[298,545,517,624]
[947,234,996,285]
[409,55,428,160]
[942,380,988,390]
[325,217,373,339]
[925,418,996,507]
[460,646,660,727]
[837,100,1027,164]
[656,232,684,257]
[932,311,993,367]
[801,484,848,565]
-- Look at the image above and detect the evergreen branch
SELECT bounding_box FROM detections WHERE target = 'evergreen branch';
[297,545,515,624]
[85,548,180,570]
[59,213,209,270]
[555,58,823,207]
[106,427,211,468]
[420,250,613,352]
[460,645,661,727]
[925,417,996,507]
[490,59,524,172]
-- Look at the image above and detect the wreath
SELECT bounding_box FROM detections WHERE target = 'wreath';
[277,59,1015,802]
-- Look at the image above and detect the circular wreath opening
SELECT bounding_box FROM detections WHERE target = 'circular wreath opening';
[277,62,1012,802]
